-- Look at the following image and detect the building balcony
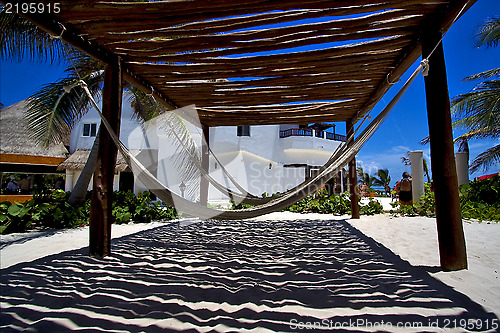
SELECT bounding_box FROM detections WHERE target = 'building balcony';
[279,128,347,142]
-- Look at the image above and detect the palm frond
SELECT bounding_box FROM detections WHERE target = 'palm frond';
[456,137,469,153]
[26,73,103,147]
[0,8,67,64]
[464,68,500,81]
[128,88,162,122]
[474,16,500,48]
[373,168,391,187]
[132,92,203,198]
[451,80,500,127]
[469,144,500,173]
[454,128,500,142]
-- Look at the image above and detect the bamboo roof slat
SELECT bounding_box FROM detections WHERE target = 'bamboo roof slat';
[5,0,476,127]
[125,35,411,64]
[61,0,448,33]
[91,2,443,41]
[129,53,397,77]
[103,9,419,49]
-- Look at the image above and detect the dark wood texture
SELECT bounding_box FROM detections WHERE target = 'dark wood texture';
[422,25,467,271]
[89,57,122,257]
[346,120,360,219]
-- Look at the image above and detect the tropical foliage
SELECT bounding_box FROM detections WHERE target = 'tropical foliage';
[459,175,500,222]
[0,7,66,64]
[452,17,499,173]
[0,190,177,234]
[356,166,376,188]
[232,190,384,215]
[372,168,391,188]
[391,176,499,222]
[286,191,352,215]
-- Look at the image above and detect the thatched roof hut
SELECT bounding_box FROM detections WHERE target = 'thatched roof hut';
[57,149,131,172]
[0,101,68,173]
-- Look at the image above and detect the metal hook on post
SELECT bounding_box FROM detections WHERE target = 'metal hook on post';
[50,22,66,40]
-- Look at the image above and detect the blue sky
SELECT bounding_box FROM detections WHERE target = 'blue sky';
[354,0,500,184]
[1,0,499,185]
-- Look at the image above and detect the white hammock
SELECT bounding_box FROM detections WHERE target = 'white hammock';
[81,61,424,220]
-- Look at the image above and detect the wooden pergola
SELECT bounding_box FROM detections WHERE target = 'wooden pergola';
[4,0,473,270]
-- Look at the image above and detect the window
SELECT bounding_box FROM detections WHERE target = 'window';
[237,125,250,137]
[83,123,97,137]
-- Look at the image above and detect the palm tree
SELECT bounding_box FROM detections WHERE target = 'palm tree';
[419,18,499,173]
[451,17,499,173]
[1,9,202,203]
[422,158,431,183]
[0,7,66,64]
[373,168,391,189]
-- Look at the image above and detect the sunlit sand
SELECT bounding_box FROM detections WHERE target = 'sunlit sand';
[1,212,498,332]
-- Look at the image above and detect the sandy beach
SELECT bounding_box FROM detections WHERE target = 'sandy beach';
[1,212,499,332]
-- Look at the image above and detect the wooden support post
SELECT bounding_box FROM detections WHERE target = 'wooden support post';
[422,27,467,271]
[200,124,210,206]
[346,120,360,219]
[89,57,122,257]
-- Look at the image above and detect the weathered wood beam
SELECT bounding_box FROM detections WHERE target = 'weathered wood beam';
[89,57,122,257]
[422,25,467,271]
[346,120,360,219]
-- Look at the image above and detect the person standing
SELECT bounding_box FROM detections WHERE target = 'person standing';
[18,175,31,195]
[396,172,412,205]
[6,176,19,194]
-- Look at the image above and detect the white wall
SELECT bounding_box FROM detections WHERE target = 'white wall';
[70,102,345,202]
[69,92,145,153]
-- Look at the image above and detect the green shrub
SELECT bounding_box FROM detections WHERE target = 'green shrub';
[459,176,500,222]
[0,190,88,234]
[360,198,384,215]
[415,183,436,216]
[391,183,433,217]
[390,177,500,222]
[113,190,177,223]
[460,175,500,205]
[285,190,351,215]
[0,190,177,234]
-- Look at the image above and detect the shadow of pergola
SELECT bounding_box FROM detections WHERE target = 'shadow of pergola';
[1,219,497,332]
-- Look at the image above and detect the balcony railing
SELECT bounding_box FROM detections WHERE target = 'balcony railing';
[325,132,347,142]
[280,128,347,142]
[279,128,313,138]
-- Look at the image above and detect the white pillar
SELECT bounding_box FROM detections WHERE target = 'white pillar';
[340,169,344,193]
[65,170,74,192]
[113,173,120,191]
[410,151,424,202]
[455,152,469,186]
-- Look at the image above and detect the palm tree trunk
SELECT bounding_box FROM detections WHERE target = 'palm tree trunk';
[423,159,431,183]
[68,130,100,205]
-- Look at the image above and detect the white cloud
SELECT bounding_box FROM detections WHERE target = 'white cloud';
[391,145,410,153]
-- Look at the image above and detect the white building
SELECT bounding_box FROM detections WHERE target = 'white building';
[63,98,347,205]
